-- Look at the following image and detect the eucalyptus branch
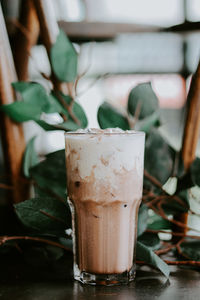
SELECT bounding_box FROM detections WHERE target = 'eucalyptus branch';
[14,242,23,254]
[74,68,90,96]
[77,73,110,97]
[66,82,74,100]
[54,91,80,126]
[0,236,72,252]
[143,194,168,206]
[9,18,80,126]
[0,183,13,190]
[176,239,191,260]
[157,200,196,232]
[136,260,200,266]
[74,41,95,97]
[147,199,200,234]
[144,170,164,191]
[39,210,66,224]
[40,72,52,82]
[146,229,200,240]
[165,260,200,266]
[188,209,200,217]
[33,181,66,204]
[172,151,180,177]
[155,244,176,255]
[131,101,142,129]
[143,172,187,209]
[154,238,184,257]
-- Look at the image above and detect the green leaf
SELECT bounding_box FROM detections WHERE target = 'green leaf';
[180,241,200,261]
[23,245,64,267]
[138,232,160,250]
[59,237,73,250]
[59,93,88,128]
[145,129,174,184]
[2,82,58,122]
[177,155,185,178]
[34,186,48,198]
[30,150,67,200]
[36,119,80,132]
[14,197,71,232]
[137,203,148,236]
[136,241,170,278]
[50,29,78,82]
[191,158,200,187]
[45,244,65,261]
[135,112,160,133]
[148,216,172,230]
[128,82,159,119]
[176,173,193,192]
[12,81,33,93]
[23,136,39,178]
[176,190,190,209]
[98,102,130,130]
[143,177,161,195]
[3,81,87,131]
[2,100,42,122]
[176,155,194,192]
[14,82,50,113]
[45,93,63,114]
[162,190,189,215]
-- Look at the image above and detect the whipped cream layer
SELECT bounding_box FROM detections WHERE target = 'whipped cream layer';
[65,128,145,182]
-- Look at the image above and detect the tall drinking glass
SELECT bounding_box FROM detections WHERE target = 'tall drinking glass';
[65,129,145,285]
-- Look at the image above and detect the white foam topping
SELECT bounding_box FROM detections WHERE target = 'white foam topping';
[65,128,145,182]
[66,128,143,135]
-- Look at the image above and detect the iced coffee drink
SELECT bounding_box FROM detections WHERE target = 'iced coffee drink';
[65,128,145,285]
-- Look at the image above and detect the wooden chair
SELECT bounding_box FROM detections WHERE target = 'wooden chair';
[0,3,26,204]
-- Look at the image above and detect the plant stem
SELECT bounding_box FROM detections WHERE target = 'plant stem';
[155,244,176,255]
[0,235,72,252]
[54,91,80,125]
[39,210,66,224]
[0,183,13,190]
[144,198,200,234]
[77,73,109,97]
[144,170,164,190]
[33,181,66,204]
[146,229,200,239]
[136,260,200,266]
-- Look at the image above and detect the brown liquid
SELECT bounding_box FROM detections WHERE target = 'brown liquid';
[71,199,140,274]
[67,167,142,274]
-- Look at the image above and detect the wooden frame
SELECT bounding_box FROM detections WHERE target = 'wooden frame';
[0,3,26,204]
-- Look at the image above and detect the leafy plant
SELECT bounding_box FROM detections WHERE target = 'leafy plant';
[1,29,200,278]
[50,29,78,82]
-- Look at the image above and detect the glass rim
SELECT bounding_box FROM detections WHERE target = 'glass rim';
[64,129,145,136]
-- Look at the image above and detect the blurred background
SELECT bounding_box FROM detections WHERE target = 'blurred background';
[1,0,200,156]
[0,0,200,238]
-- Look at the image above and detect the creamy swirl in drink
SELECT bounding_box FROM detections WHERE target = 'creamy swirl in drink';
[65,128,145,280]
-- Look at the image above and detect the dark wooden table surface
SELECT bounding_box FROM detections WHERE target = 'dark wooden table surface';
[0,251,199,300]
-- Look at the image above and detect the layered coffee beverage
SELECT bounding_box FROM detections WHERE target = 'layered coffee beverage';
[65,128,145,285]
